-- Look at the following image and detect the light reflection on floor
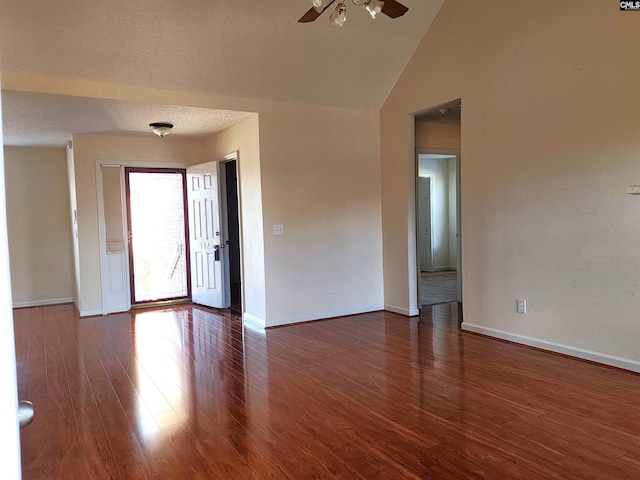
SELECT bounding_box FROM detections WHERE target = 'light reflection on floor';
[134,309,191,441]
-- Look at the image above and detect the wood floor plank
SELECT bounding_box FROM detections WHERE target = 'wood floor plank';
[14,302,640,479]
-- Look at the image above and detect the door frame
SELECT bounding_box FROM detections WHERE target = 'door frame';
[124,166,192,305]
[415,147,462,307]
[218,161,232,309]
[218,156,240,310]
[96,154,245,315]
[96,160,191,315]
[214,151,244,313]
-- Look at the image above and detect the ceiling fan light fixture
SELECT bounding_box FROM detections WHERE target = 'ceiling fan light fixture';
[149,122,173,137]
[298,0,406,24]
[365,0,384,19]
[312,0,333,13]
[330,3,347,26]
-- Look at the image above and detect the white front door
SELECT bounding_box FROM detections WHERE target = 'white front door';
[419,177,434,272]
[187,162,228,308]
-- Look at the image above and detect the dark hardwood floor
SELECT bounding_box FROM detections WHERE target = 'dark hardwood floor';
[13,302,640,479]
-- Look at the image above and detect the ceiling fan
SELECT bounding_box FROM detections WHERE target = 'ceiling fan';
[298,0,409,27]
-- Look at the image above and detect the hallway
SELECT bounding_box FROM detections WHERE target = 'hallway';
[421,271,457,305]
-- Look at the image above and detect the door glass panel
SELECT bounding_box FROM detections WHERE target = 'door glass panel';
[128,171,189,303]
[102,166,125,253]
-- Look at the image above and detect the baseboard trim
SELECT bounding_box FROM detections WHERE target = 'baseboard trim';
[243,312,266,329]
[462,323,640,374]
[107,306,131,314]
[79,308,104,317]
[384,304,420,317]
[13,297,74,308]
[265,304,385,328]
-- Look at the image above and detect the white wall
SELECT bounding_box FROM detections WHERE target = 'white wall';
[4,146,75,306]
[382,0,640,368]
[416,122,461,151]
[206,105,383,326]
[257,104,383,326]
[203,115,267,325]
[143,104,384,328]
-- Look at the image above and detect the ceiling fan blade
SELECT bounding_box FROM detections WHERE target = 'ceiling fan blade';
[381,0,409,19]
[298,1,336,23]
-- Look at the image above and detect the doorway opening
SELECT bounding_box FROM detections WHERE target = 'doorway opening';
[417,154,459,305]
[414,99,462,310]
[125,168,191,305]
[186,153,242,314]
[221,159,242,315]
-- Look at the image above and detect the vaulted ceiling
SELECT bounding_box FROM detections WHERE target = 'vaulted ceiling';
[0,0,444,146]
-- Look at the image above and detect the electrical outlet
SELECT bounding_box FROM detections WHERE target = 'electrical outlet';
[273,224,284,236]
[517,299,526,314]
[328,285,334,294]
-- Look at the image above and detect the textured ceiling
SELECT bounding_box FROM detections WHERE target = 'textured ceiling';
[0,0,444,147]
[1,91,255,147]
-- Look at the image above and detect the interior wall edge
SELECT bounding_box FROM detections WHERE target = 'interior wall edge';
[264,304,386,328]
[242,312,266,329]
[384,304,420,317]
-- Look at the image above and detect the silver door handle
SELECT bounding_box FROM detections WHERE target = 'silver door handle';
[18,400,34,428]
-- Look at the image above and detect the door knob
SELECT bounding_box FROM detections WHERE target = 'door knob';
[18,400,34,428]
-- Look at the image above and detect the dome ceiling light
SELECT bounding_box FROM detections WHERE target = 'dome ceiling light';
[149,122,173,137]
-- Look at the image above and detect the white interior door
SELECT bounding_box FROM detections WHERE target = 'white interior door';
[419,177,434,272]
[0,87,22,479]
[187,162,228,308]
